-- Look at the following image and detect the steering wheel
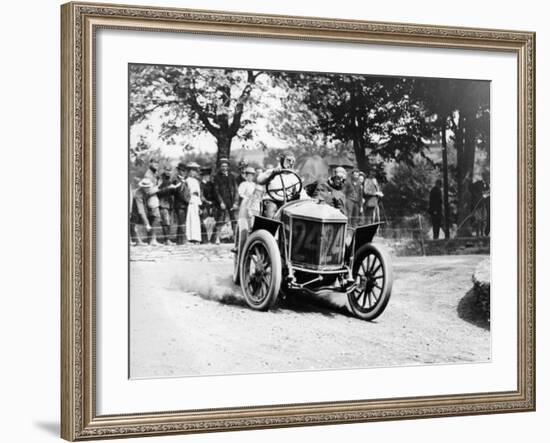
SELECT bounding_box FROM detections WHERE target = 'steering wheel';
[265,169,303,203]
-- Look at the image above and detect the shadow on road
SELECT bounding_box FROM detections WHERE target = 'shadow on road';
[457,288,490,331]
[278,291,354,319]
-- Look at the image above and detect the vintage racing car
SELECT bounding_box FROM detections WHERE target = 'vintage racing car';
[233,169,393,321]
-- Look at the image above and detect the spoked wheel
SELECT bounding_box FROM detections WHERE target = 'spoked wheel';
[348,243,393,320]
[239,229,282,310]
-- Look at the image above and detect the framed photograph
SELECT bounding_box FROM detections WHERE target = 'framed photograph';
[61,1,536,440]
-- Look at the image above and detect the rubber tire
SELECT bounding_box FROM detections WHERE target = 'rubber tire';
[348,243,393,321]
[239,229,282,311]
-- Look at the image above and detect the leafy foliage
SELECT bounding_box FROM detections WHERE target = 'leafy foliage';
[130,64,271,162]
[273,73,435,176]
[382,158,439,218]
[129,64,490,236]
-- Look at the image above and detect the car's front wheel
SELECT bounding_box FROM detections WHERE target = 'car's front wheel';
[240,229,282,311]
[348,243,393,320]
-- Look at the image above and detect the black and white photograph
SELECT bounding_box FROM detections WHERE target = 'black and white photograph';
[1,0,544,440]
[128,63,491,379]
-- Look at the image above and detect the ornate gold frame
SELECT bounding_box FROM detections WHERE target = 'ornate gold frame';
[61,1,536,440]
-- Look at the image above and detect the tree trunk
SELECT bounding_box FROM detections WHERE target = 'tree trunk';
[354,141,368,173]
[441,122,451,239]
[216,133,233,165]
[456,109,476,237]
[455,113,466,236]
[351,120,368,172]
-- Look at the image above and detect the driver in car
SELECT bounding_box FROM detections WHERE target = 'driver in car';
[257,153,306,218]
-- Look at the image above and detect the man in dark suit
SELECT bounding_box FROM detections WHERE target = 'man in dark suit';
[345,169,363,227]
[363,173,383,224]
[235,159,249,187]
[173,162,191,245]
[213,158,238,244]
[157,165,177,245]
[429,179,443,240]
[200,166,216,243]
[142,158,161,245]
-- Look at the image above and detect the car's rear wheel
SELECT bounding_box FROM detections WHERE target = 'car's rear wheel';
[240,229,282,311]
[348,243,393,320]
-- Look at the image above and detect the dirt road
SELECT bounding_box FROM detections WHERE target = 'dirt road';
[130,245,489,378]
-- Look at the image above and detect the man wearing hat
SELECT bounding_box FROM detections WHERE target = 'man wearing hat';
[144,157,160,185]
[141,157,162,245]
[200,166,216,243]
[213,158,238,244]
[363,171,384,224]
[238,166,257,201]
[173,161,191,245]
[130,178,154,246]
[345,169,364,227]
[156,164,178,245]
[236,159,249,186]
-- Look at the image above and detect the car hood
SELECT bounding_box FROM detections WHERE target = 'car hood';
[280,199,347,223]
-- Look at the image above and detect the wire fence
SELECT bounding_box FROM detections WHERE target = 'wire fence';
[130,211,490,246]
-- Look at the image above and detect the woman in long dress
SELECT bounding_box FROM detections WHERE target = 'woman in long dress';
[185,163,202,243]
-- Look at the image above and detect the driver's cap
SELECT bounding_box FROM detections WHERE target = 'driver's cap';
[334,166,347,179]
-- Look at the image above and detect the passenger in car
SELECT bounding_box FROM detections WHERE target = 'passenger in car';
[309,167,348,215]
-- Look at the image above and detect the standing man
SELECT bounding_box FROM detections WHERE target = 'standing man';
[144,157,159,183]
[429,179,443,240]
[157,164,176,245]
[357,172,366,225]
[363,172,383,224]
[130,178,154,246]
[213,158,238,244]
[238,167,257,201]
[143,158,161,245]
[173,161,190,245]
[235,159,249,186]
[481,170,490,236]
[344,169,363,227]
[200,166,216,243]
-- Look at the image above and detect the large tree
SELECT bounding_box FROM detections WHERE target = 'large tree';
[274,73,434,177]
[414,78,490,237]
[414,78,459,238]
[130,65,268,163]
[450,80,490,236]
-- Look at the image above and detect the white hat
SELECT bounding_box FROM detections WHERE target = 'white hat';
[186,161,200,170]
[138,178,154,188]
